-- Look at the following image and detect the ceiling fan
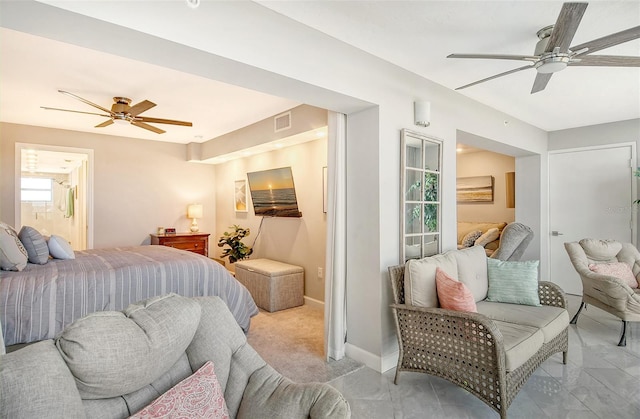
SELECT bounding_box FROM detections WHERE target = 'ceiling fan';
[448,2,640,93]
[41,90,193,134]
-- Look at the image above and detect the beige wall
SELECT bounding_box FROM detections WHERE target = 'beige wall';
[457,150,516,223]
[213,137,328,302]
[1,123,217,251]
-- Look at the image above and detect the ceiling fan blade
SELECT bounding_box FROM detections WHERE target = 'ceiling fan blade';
[455,65,534,90]
[128,100,156,117]
[41,106,111,117]
[571,26,640,56]
[448,53,539,62]
[58,90,113,115]
[132,121,166,134]
[95,119,114,128]
[531,73,553,94]
[545,2,588,53]
[136,116,193,126]
[569,55,640,67]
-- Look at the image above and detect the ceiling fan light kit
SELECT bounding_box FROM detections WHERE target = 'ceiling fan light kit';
[448,2,640,93]
[41,90,193,134]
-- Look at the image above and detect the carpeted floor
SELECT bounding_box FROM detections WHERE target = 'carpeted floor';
[246,303,364,383]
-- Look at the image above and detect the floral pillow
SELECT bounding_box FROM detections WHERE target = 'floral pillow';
[435,267,477,312]
[129,361,229,419]
[589,262,639,288]
[461,230,482,248]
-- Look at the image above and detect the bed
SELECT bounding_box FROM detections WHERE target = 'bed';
[0,245,259,347]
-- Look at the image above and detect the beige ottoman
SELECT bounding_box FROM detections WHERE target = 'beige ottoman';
[234,258,304,312]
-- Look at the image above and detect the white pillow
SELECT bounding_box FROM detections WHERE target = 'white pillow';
[48,235,75,260]
[0,223,28,271]
[475,228,500,247]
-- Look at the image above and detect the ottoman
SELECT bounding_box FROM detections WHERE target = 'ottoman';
[234,258,304,312]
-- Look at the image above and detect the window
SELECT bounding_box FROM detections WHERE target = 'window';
[400,129,442,261]
[21,177,53,202]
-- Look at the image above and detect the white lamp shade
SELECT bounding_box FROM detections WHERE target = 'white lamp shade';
[414,101,431,127]
[187,204,203,219]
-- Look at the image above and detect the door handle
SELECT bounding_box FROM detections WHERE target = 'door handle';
[551,231,564,236]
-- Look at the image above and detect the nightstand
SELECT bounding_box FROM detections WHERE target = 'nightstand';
[150,233,210,256]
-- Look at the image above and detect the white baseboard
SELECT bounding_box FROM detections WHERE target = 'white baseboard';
[304,296,324,310]
[343,343,398,373]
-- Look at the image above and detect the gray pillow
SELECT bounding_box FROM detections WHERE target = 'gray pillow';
[461,230,482,248]
[0,222,28,271]
[56,293,201,399]
[18,226,49,264]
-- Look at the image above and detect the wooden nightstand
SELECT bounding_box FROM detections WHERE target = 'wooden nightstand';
[150,233,210,256]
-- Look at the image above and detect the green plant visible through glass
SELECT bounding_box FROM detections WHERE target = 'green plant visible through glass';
[406,172,439,232]
[634,169,640,205]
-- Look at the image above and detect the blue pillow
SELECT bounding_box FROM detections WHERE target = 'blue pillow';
[486,258,540,306]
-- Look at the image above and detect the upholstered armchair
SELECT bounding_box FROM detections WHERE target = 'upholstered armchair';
[490,222,534,261]
[565,239,640,346]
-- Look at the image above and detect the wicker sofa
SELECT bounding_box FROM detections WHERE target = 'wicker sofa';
[389,245,569,419]
[0,294,350,419]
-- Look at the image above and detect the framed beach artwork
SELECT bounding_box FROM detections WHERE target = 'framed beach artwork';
[234,179,248,212]
[456,175,494,203]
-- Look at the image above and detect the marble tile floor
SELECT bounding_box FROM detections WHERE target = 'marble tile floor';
[328,295,639,419]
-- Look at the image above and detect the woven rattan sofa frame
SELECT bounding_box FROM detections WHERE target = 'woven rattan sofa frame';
[388,265,569,419]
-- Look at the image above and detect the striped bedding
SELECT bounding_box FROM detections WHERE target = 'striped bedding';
[0,245,259,346]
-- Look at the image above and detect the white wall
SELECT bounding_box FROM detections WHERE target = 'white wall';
[2,1,550,371]
[1,123,217,250]
[457,151,515,223]
[213,138,328,302]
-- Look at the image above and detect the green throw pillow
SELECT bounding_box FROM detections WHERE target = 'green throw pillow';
[486,258,540,306]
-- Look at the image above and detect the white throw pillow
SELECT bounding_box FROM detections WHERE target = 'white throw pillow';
[48,235,75,260]
[405,252,458,308]
[475,228,500,247]
[0,222,28,271]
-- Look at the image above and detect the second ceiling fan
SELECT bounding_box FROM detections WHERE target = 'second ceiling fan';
[42,90,193,134]
[448,2,640,93]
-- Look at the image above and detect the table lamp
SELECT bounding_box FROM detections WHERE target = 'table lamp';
[187,204,203,232]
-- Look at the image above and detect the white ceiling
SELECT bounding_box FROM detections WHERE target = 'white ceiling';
[0,0,638,147]
[259,1,640,132]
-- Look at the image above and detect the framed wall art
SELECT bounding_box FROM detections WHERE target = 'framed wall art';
[234,179,248,212]
[456,175,494,203]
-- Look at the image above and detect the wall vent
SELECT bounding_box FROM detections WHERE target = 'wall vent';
[274,111,292,133]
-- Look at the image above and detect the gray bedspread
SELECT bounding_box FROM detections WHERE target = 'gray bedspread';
[0,245,259,346]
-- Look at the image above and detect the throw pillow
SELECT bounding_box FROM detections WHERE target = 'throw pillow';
[18,226,50,264]
[589,262,639,288]
[461,230,482,248]
[0,222,28,271]
[486,258,541,306]
[474,228,500,247]
[435,267,477,312]
[48,235,75,260]
[129,361,229,419]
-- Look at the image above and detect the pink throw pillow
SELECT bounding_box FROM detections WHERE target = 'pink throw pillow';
[129,361,229,419]
[435,267,478,312]
[588,262,639,288]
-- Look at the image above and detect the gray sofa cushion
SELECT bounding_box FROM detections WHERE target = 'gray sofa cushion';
[187,296,265,416]
[0,340,86,418]
[492,320,544,372]
[237,364,351,419]
[477,301,569,343]
[56,293,201,399]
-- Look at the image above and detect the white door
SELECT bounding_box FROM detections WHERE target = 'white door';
[549,145,635,295]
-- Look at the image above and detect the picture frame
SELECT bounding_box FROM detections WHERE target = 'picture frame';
[234,179,248,212]
[323,166,328,213]
[456,175,494,203]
